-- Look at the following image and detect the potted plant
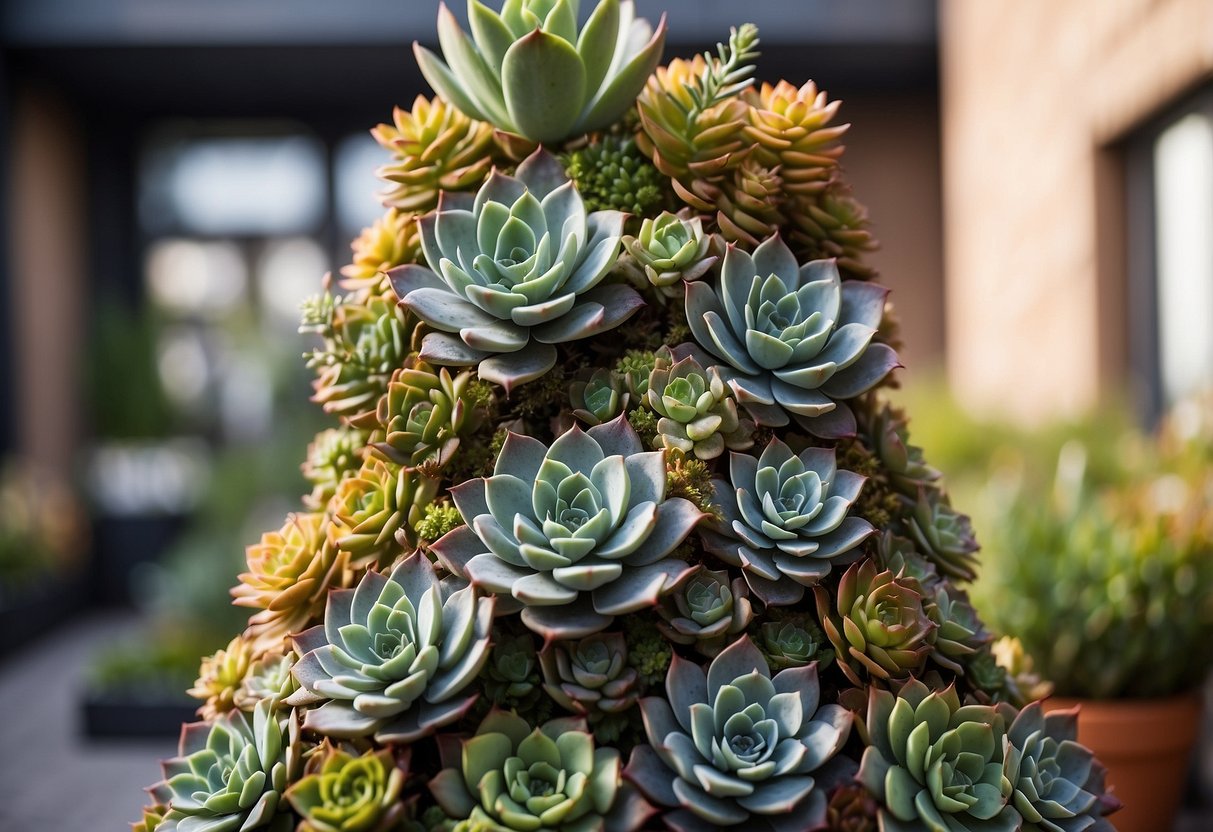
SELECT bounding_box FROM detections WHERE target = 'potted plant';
[974,434,1213,832]
[127,3,1122,831]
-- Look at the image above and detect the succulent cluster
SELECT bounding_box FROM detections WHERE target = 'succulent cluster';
[139,4,1118,832]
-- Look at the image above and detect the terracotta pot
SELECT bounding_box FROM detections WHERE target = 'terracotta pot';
[1046,692,1202,832]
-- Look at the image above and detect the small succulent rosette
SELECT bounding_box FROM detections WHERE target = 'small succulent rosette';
[701,437,874,605]
[390,148,643,392]
[428,709,656,831]
[626,636,851,831]
[684,233,898,438]
[287,553,494,743]
[432,416,703,640]
[149,701,301,832]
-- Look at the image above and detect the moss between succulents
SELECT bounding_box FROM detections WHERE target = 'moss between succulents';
[136,5,1120,832]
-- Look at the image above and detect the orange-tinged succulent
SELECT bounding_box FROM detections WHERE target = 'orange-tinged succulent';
[232,512,349,654]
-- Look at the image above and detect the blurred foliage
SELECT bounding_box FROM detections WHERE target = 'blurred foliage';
[900,378,1213,699]
[0,462,86,592]
[89,628,215,698]
[87,301,174,440]
[92,392,325,692]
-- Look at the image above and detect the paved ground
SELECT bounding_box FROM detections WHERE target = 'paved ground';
[0,612,174,830]
[0,612,1210,830]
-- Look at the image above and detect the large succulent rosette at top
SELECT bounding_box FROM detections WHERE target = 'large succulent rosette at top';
[137,3,1121,832]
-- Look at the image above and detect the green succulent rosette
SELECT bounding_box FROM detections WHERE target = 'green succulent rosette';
[569,368,628,426]
[857,680,1016,832]
[862,403,940,498]
[904,488,979,583]
[683,233,899,438]
[149,701,301,832]
[927,582,989,674]
[483,634,542,707]
[303,293,412,421]
[814,559,936,687]
[360,361,489,470]
[701,437,874,605]
[539,631,640,739]
[757,613,833,671]
[390,148,643,392]
[997,702,1120,832]
[646,349,754,460]
[330,458,440,567]
[303,426,368,511]
[235,650,299,712]
[625,635,852,831]
[285,744,408,832]
[622,211,717,294]
[287,553,495,743]
[428,710,655,832]
[654,566,753,657]
[414,0,667,145]
[432,416,703,640]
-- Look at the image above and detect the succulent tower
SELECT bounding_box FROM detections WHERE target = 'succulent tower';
[140,3,1122,831]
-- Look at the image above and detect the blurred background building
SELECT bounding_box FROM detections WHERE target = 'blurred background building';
[0,0,1211,828]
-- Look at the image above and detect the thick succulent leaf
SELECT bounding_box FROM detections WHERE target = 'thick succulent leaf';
[496,431,549,483]
[515,147,571,201]
[623,499,705,565]
[303,700,383,738]
[735,776,816,815]
[522,596,613,640]
[406,287,500,332]
[820,343,900,400]
[435,4,512,127]
[420,331,491,367]
[592,559,692,615]
[839,279,889,330]
[743,571,805,607]
[533,284,644,344]
[706,636,769,695]
[502,29,587,143]
[577,14,668,133]
[588,414,646,458]
[468,0,515,75]
[576,0,621,101]
[793,402,857,439]
[413,42,493,125]
[388,263,447,301]
[477,341,559,394]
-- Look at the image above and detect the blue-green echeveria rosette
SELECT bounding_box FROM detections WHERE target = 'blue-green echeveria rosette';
[414,0,667,145]
[857,680,1018,832]
[428,709,656,831]
[286,553,494,744]
[700,437,875,606]
[683,233,899,438]
[432,415,703,640]
[390,147,643,393]
[149,700,301,832]
[997,701,1120,832]
[624,635,852,832]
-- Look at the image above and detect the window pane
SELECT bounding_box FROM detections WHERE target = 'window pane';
[146,238,247,316]
[1154,113,1213,405]
[335,130,388,239]
[140,133,326,236]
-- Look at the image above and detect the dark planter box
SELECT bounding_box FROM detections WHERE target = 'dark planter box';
[90,512,187,606]
[81,690,196,739]
[0,572,86,660]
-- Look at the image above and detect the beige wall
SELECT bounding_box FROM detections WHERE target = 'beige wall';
[941,0,1213,421]
[845,92,946,375]
[8,90,86,476]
